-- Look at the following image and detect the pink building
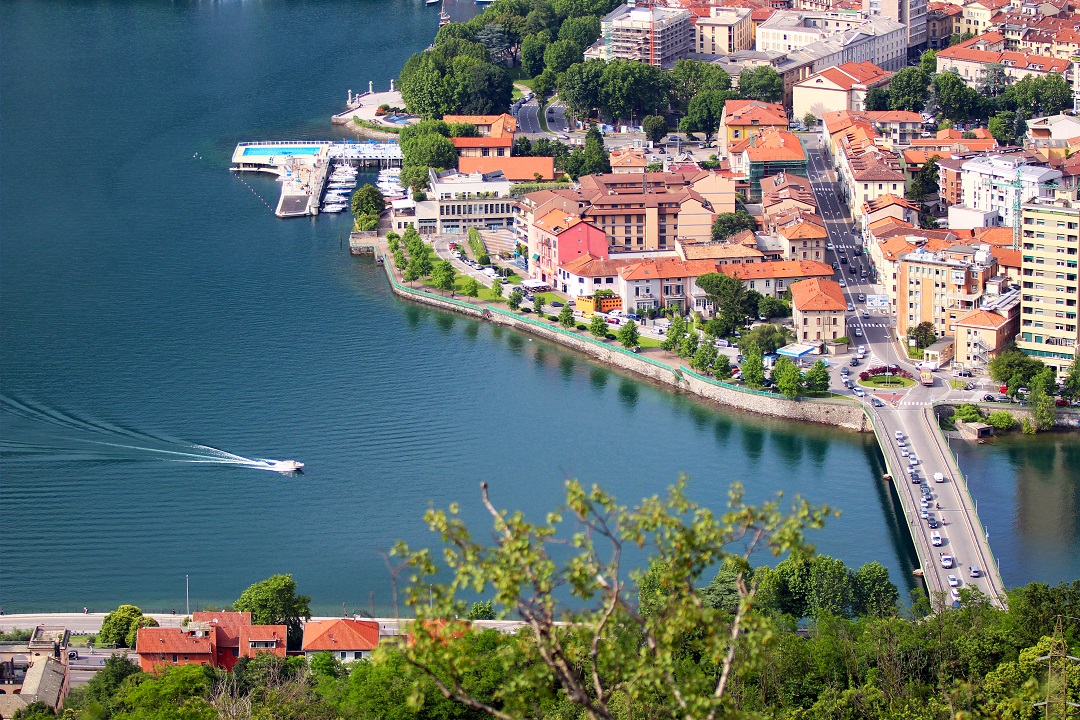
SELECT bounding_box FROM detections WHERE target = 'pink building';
[531,209,608,285]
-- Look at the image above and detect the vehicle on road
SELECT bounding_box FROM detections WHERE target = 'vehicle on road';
[847,302,855,311]
[840,366,849,376]
[932,531,942,546]
[927,517,939,528]
[969,566,981,578]
[871,397,884,407]
[948,574,960,587]
[68,650,79,659]
[858,293,866,301]
[934,472,945,483]
[557,133,569,140]
[901,448,910,457]
[853,388,866,397]
[840,257,847,264]
[827,242,835,250]
[862,311,870,318]
[854,327,863,337]
[895,431,904,440]
[951,588,961,602]
[909,456,919,466]
[850,357,859,366]
[920,369,934,386]
[940,553,954,568]
[550,301,564,307]
[839,279,846,287]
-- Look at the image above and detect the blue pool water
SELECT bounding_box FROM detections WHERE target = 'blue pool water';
[241,145,325,157]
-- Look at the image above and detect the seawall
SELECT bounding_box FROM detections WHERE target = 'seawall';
[380,258,872,433]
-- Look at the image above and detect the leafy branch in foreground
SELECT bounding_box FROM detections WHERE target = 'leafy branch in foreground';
[393,476,835,720]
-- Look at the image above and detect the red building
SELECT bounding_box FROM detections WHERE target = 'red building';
[136,612,286,673]
[531,208,608,288]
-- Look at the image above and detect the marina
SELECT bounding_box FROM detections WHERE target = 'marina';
[230,141,402,218]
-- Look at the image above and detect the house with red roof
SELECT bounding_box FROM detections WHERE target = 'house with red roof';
[445,114,517,159]
[530,208,608,287]
[730,127,807,201]
[936,34,1072,91]
[136,612,287,673]
[616,258,719,314]
[792,62,891,120]
[458,156,555,182]
[789,278,848,343]
[301,618,380,663]
[861,194,920,235]
[719,99,788,158]
[721,259,834,297]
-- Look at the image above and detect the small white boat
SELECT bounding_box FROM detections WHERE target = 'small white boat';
[322,204,347,213]
[267,459,304,472]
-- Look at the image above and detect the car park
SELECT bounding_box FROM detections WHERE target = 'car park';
[940,553,954,568]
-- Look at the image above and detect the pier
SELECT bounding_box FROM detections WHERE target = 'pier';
[230,141,402,218]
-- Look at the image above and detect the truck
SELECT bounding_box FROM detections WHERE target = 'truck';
[920,370,934,386]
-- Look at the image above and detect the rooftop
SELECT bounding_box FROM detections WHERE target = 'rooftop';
[790,278,847,311]
[302,619,380,652]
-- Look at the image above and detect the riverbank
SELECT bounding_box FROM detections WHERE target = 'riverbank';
[374,243,872,433]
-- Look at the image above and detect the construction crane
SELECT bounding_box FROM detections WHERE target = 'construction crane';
[984,165,1060,251]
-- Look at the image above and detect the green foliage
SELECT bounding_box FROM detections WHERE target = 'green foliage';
[737,65,783,103]
[564,125,610,178]
[987,410,1017,430]
[0,628,32,641]
[557,60,605,117]
[398,164,431,194]
[758,295,789,319]
[543,38,581,74]
[1005,72,1072,117]
[234,574,312,651]
[430,260,456,292]
[110,663,217,720]
[532,293,544,315]
[907,320,937,349]
[350,183,385,220]
[558,15,600,50]
[682,90,734,141]
[920,49,937,78]
[1062,361,1080,400]
[309,650,347,679]
[952,403,984,423]
[772,355,802,398]
[864,86,890,111]
[691,336,718,372]
[741,323,791,355]
[934,70,978,121]
[742,346,765,386]
[589,313,607,338]
[989,347,1047,394]
[887,67,930,112]
[668,60,732,112]
[710,210,756,241]
[804,359,830,393]
[616,318,640,349]
[558,303,574,328]
[1029,367,1057,431]
[466,600,496,620]
[978,62,1009,97]
[598,59,669,122]
[989,110,1025,146]
[660,312,685,351]
[402,132,458,171]
[354,213,379,232]
[713,352,732,379]
[461,276,480,298]
[641,114,667,143]
[11,701,55,720]
[99,605,156,649]
[399,39,512,118]
[520,33,547,77]
[490,278,503,298]
[507,288,523,310]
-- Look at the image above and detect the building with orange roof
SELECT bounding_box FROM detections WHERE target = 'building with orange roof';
[719,99,788,158]
[616,258,720,313]
[557,254,637,299]
[936,34,1071,90]
[861,194,920,234]
[897,244,1001,341]
[609,148,649,174]
[301,618,380,663]
[792,62,891,119]
[730,127,807,200]
[954,301,1021,372]
[450,135,513,159]
[531,208,608,287]
[136,612,287,673]
[675,235,766,264]
[722,259,834,297]
[790,278,848,343]
[761,171,817,221]
[776,210,828,261]
[458,156,555,182]
[442,114,516,138]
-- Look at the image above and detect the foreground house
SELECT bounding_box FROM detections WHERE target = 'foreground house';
[790,278,848,343]
[136,612,286,672]
[301,618,380,663]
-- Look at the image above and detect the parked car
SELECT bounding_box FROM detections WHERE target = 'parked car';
[983,394,997,402]
[862,311,870,318]
[550,301,564,307]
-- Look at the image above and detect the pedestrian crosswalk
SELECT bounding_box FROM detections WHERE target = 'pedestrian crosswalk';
[860,322,890,328]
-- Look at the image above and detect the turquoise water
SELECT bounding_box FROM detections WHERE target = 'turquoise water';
[0,0,1071,616]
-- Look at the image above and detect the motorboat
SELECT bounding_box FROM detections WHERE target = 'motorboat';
[267,459,304,472]
[322,204,347,213]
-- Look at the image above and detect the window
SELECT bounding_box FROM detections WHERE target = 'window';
[354,651,364,659]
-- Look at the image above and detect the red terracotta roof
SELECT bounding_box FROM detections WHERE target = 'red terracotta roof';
[724,100,787,127]
[790,278,847,312]
[723,259,834,280]
[618,258,718,280]
[737,127,806,162]
[301,619,379,652]
[458,156,555,181]
[955,309,1009,329]
[864,194,918,213]
[560,254,634,277]
[137,628,213,655]
[451,136,513,148]
[442,114,516,138]
[990,246,1021,268]
[807,62,891,91]
[191,611,252,647]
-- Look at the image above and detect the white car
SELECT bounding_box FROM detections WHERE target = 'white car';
[839,279,846,287]
[951,588,961,602]
[827,242,835,250]
[932,531,942,546]
[934,472,946,483]
[947,574,959,587]
[920,499,929,509]
[853,388,866,397]
[897,439,906,447]
[940,553,954,569]
[895,431,904,440]
[909,456,919,466]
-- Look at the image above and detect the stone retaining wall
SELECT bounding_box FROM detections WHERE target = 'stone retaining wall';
[386,273,871,432]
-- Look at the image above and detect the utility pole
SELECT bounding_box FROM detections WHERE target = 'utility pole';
[1034,615,1080,719]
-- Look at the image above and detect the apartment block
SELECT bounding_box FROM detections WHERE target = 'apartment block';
[696,7,753,55]
[897,245,1001,341]
[863,0,927,48]
[1018,192,1080,378]
[590,4,694,67]
[958,155,1063,230]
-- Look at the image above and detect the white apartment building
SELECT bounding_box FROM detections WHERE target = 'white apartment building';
[959,155,1063,231]
[863,0,927,48]
[589,4,695,67]
[695,7,752,55]
[390,168,514,235]
[756,12,906,72]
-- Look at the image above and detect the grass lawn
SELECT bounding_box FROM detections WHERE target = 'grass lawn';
[949,379,967,390]
[638,336,662,349]
[859,376,916,388]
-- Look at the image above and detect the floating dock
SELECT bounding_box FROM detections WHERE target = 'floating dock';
[230,141,403,218]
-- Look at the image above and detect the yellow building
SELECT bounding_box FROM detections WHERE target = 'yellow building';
[719,99,788,159]
[1018,192,1080,379]
[897,245,1000,341]
[695,7,752,55]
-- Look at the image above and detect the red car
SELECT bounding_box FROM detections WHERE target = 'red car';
[999,385,1009,394]
[1056,398,1069,407]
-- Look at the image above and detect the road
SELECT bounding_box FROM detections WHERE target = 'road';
[804,137,1006,608]
[516,99,541,134]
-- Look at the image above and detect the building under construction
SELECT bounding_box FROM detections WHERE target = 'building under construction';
[593,2,695,67]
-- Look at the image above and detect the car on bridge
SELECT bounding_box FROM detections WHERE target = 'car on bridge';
[969,566,981,578]
[948,574,959,587]
[940,553,954,568]
[931,531,942,546]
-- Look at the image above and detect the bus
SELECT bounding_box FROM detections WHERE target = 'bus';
[920,370,934,386]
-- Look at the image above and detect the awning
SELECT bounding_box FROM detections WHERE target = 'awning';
[531,253,540,260]
[776,343,818,358]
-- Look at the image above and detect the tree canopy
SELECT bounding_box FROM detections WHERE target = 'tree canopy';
[234,574,312,650]
[99,605,158,649]
[737,66,783,103]
[711,210,756,242]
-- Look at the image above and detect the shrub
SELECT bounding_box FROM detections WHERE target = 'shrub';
[834,336,851,344]
[1022,417,1037,434]
[987,410,1017,430]
[576,323,588,331]
[477,253,490,266]
[951,404,984,424]
[548,315,559,322]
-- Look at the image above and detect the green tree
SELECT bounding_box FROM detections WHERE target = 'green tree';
[532,293,544,315]
[507,288,523,310]
[803,112,816,128]
[679,329,699,358]
[987,410,1018,430]
[599,59,668,121]
[402,132,458,170]
[772,356,802,398]
[466,600,496,620]
[988,110,1023,146]
[543,38,581,74]
[99,605,157,649]
[934,71,978,122]
[710,210,756,241]
[907,320,937,349]
[853,561,899,618]
[920,49,937,78]
[309,650,347,679]
[393,476,834,720]
[532,67,557,98]
[559,303,575,328]
[616,319,640,349]
[741,323,791,355]
[393,248,407,270]
[476,23,511,63]
[491,278,503,298]
[1061,361,1080,400]
[742,347,765,386]
[661,313,685,351]
[758,296,789,319]
[557,59,606,118]
[12,701,56,720]
[682,90,729,142]
[738,66,783,103]
[351,183,386,220]
[692,337,718,372]
[806,555,854,618]
[804,359,830,393]
[989,347,1046,393]
[79,654,141,709]
[589,313,608,338]
[355,213,379,232]
[1028,367,1057,431]
[110,663,217,720]
[234,574,312,650]
[863,87,890,111]
[977,62,1009,97]
[462,276,480,298]
[668,59,731,111]
[431,260,456,292]
[714,352,732,379]
[520,33,547,77]
[558,15,600,50]
[887,67,930,112]
[641,114,668,143]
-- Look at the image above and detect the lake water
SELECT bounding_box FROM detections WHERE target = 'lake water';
[0,0,1072,615]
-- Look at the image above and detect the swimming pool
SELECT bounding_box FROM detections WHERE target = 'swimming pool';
[241,145,324,157]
